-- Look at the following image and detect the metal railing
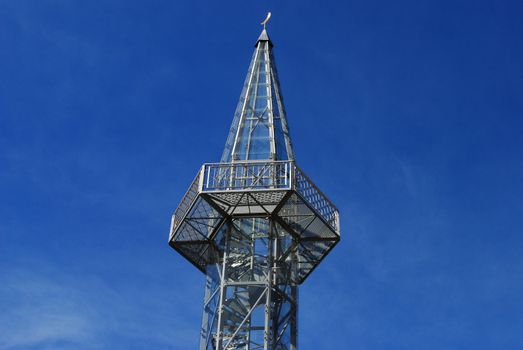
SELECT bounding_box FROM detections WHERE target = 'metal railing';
[172,160,339,235]
[170,173,200,239]
[294,167,339,232]
[201,160,292,192]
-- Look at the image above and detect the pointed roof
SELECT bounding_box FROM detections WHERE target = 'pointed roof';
[220,29,294,163]
[256,29,273,47]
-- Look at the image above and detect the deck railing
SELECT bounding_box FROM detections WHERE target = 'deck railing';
[201,160,292,192]
[172,160,339,234]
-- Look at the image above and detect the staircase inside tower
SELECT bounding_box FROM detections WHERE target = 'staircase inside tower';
[199,218,295,350]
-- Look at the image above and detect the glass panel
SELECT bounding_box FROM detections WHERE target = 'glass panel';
[220,38,294,162]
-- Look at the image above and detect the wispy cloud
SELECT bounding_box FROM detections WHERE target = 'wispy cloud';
[0,269,96,349]
[0,261,199,350]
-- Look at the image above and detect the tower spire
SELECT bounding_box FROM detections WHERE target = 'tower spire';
[221,22,292,163]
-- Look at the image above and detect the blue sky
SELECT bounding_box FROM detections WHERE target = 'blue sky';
[1,1,522,349]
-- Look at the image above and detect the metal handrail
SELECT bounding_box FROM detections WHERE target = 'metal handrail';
[202,161,292,192]
[170,172,201,237]
[171,160,340,237]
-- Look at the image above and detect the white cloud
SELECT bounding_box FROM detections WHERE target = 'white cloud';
[0,269,96,349]
[0,262,200,350]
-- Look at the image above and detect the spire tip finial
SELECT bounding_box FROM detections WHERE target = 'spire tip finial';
[261,12,272,30]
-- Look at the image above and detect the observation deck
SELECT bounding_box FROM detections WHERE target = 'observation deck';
[169,160,340,284]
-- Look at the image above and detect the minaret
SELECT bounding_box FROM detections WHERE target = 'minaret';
[169,20,340,350]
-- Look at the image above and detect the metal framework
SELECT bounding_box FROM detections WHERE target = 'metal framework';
[169,28,340,350]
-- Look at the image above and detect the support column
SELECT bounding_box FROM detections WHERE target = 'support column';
[264,219,274,350]
[215,220,231,350]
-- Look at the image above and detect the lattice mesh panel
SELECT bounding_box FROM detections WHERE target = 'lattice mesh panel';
[170,197,225,271]
[277,193,338,240]
[295,239,337,282]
